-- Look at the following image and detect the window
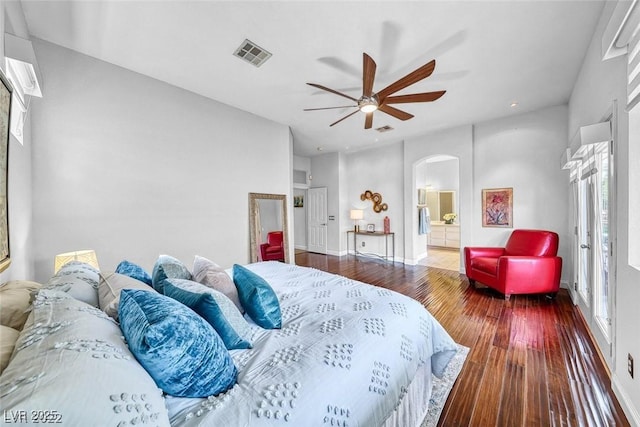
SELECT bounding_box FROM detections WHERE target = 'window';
[3,34,43,145]
[629,107,640,270]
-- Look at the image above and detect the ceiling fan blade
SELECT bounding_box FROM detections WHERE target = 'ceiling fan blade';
[304,105,356,111]
[383,91,446,104]
[376,60,436,101]
[364,112,373,129]
[307,83,358,102]
[378,104,414,121]
[363,53,377,97]
[330,109,360,127]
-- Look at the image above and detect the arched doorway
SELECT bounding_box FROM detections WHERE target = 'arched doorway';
[414,155,460,271]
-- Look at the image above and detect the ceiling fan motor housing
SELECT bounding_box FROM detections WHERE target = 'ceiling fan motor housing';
[358,94,379,112]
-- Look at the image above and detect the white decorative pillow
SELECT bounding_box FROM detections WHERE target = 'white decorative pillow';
[0,280,42,330]
[43,261,100,307]
[98,272,156,320]
[193,255,242,312]
[0,289,170,426]
[0,325,19,374]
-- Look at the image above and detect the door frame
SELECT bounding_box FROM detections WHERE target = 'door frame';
[573,105,617,370]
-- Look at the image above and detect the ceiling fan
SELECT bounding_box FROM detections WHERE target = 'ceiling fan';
[305,53,446,129]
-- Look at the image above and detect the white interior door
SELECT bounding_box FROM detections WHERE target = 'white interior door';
[307,187,328,254]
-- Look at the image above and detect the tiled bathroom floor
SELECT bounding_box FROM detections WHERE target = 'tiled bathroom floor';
[419,247,461,272]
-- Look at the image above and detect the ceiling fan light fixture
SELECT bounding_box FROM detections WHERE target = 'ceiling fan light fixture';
[358,95,379,113]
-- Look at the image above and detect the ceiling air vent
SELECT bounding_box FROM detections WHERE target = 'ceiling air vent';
[375,125,394,133]
[233,39,272,67]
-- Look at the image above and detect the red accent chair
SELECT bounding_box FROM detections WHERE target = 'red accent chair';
[464,229,562,300]
[260,231,285,262]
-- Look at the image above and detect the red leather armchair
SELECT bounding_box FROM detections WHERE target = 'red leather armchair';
[464,229,562,299]
[260,231,285,262]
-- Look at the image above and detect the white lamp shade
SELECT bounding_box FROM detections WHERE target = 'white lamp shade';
[54,250,100,273]
[350,209,364,220]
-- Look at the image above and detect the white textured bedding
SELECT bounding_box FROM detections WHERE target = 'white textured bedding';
[167,262,458,426]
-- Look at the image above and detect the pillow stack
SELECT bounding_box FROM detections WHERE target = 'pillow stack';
[1,254,285,408]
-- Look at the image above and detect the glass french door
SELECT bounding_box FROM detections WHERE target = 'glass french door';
[576,141,613,367]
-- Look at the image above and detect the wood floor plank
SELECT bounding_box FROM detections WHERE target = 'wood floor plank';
[294,253,631,427]
[525,348,551,427]
[497,343,526,427]
[468,346,507,426]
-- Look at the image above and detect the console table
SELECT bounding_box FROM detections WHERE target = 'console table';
[346,230,395,263]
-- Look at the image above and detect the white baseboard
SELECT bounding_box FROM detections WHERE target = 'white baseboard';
[404,257,419,266]
[294,245,308,251]
[327,249,347,257]
[404,252,427,265]
[612,374,640,426]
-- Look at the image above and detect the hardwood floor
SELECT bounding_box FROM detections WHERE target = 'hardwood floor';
[294,252,630,427]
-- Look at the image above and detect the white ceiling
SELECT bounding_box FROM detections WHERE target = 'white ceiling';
[20,1,604,157]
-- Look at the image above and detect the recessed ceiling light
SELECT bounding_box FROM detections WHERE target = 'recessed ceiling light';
[510,102,519,108]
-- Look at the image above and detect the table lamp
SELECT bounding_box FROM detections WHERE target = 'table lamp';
[350,209,364,232]
[54,249,100,273]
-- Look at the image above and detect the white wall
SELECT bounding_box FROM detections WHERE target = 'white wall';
[473,105,570,282]
[30,39,291,282]
[310,152,342,254]
[569,2,640,422]
[293,154,311,184]
[419,158,459,192]
[0,1,35,282]
[346,143,404,260]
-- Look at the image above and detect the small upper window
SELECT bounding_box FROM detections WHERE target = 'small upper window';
[3,34,43,145]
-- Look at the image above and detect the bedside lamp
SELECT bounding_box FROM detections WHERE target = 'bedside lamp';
[350,209,364,232]
[54,250,100,273]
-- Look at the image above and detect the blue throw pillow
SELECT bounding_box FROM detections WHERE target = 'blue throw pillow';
[151,255,191,294]
[118,289,237,398]
[232,264,282,329]
[164,279,253,350]
[115,260,152,286]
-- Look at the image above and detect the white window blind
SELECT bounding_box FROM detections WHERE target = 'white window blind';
[624,0,640,110]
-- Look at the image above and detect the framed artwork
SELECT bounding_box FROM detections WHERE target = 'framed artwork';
[294,195,304,208]
[0,69,12,272]
[366,224,375,233]
[482,188,513,228]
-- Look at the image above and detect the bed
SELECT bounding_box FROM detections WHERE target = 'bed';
[0,260,463,427]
